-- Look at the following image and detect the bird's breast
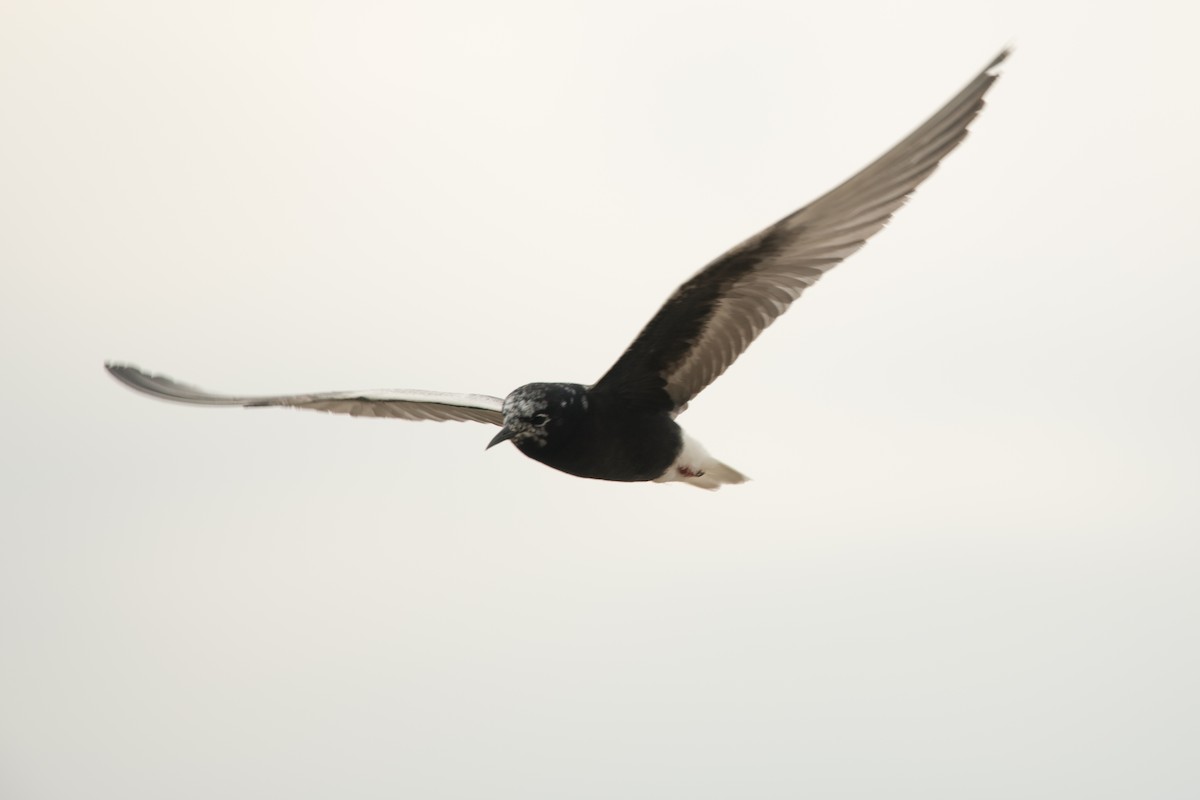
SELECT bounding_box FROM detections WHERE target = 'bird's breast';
[516,407,682,483]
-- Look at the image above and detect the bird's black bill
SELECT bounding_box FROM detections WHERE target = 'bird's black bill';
[487,427,515,450]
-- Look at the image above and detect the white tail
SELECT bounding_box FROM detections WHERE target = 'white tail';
[654,430,750,491]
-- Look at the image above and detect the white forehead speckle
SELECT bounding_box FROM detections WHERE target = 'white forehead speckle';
[504,386,547,418]
[504,383,588,417]
[500,383,590,449]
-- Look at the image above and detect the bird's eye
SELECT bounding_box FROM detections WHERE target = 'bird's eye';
[531,413,550,427]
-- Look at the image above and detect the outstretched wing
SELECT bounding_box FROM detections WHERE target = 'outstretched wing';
[593,49,1009,413]
[106,363,505,425]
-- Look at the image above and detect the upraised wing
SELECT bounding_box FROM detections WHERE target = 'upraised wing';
[106,363,505,425]
[593,50,1009,413]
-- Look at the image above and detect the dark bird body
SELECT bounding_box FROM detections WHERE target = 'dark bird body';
[491,383,685,483]
[107,51,1008,489]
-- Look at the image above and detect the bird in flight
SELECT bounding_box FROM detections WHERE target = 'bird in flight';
[108,50,1008,490]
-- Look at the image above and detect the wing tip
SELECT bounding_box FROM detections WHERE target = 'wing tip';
[104,361,147,388]
[105,361,165,386]
[987,46,1012,74]
[104,361,222,404]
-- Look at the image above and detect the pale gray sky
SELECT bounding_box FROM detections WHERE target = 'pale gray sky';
[3,1,1198,798]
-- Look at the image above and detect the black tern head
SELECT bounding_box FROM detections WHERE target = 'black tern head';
[106,50,1008,490]
[487,383,588,451]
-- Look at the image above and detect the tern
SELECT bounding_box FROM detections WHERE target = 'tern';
[108,50,1008,489]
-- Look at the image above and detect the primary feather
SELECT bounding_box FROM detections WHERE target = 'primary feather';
[593,49,1009,413]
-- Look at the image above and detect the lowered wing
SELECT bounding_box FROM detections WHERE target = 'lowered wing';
[106,363,505,425]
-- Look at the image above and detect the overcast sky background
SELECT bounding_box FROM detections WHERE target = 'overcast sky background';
[3,1,1198,798]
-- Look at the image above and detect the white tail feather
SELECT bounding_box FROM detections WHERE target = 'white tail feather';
[654,430,749,490]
